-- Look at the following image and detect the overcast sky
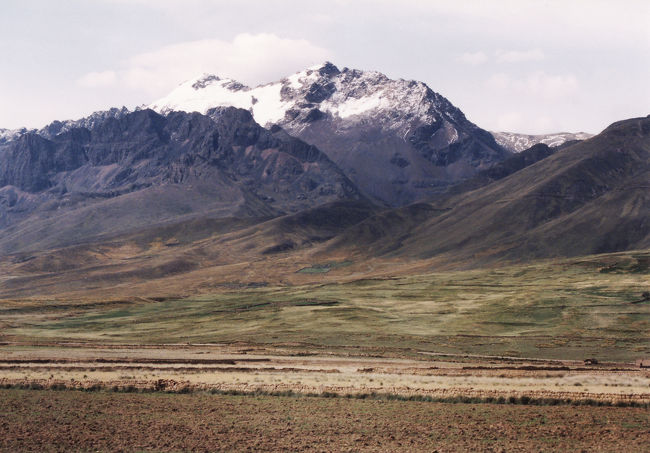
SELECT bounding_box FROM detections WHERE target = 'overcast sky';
[1,0,648,133]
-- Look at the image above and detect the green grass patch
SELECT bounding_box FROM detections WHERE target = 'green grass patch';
[297,260,353,274]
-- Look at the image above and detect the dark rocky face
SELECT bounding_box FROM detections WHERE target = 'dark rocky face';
[0,107,364,248]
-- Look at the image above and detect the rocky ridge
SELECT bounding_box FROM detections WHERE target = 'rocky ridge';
[0,107,362,252]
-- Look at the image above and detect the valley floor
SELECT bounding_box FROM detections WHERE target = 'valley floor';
[0,251,648,451]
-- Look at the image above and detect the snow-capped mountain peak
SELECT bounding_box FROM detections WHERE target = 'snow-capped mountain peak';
[150,62,463,134]
[150,62,508,206]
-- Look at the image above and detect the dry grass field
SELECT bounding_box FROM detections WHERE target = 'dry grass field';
[1,343,649,404]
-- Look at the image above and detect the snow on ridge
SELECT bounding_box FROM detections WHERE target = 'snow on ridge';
[149,62,458,131]
[492,131,594,153]
[285,66,321,89]
[0,128,28,143]
[320,76,432,124]
[151,76,253,115]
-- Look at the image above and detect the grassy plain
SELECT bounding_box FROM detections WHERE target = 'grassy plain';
[1,251,648,362]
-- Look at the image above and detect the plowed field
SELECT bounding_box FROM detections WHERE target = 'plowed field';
[1,389,649,452]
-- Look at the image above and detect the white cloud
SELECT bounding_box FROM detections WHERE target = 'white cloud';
[77,70,117,88]
[457,51,488,65]
[78,33,333,96]
[487,71,578,99]
[495,49,545,63]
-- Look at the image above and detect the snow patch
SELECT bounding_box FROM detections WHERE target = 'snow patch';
[249,83,289,126]
[151,77,254,114]
[324,90,387,118]
[286,68,320,90]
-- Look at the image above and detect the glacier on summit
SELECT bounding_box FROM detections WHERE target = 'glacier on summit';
[151,62,465,136]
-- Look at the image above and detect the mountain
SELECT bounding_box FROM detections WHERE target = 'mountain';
[0,55,646,300]
[4,116,646,300]
[328,116,650,264]
[0,106,646,299]
[0,107,362,254]
[492,131,594,153]
[151,62,510,206]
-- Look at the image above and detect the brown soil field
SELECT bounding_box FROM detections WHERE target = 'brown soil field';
[1,389,649,452]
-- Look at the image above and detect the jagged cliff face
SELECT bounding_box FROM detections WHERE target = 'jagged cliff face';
[0,108,362,251]
[151,62,510,206]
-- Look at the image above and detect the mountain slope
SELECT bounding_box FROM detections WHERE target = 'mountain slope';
[442,142,558,197]
[0,107,362,254]
[151,62,510,206]
[328,116,650,264]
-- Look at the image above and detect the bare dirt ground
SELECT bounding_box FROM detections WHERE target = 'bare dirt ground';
[1,388,649,452]
[1,343,649,404]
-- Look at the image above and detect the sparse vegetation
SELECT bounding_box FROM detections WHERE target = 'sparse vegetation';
[1,382,647,407]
